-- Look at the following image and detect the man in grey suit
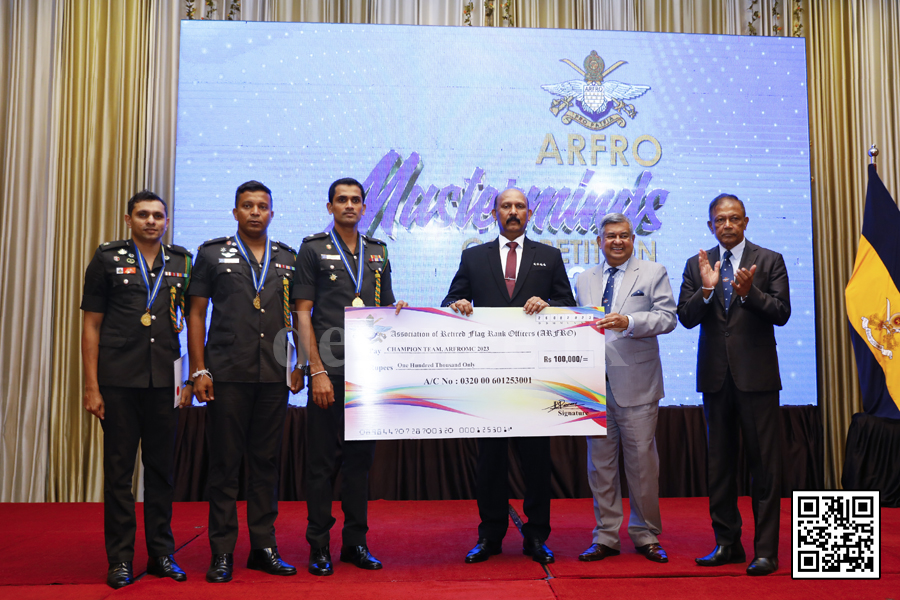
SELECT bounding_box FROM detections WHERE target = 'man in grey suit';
[574,213,676,564]
[677,194,790,577]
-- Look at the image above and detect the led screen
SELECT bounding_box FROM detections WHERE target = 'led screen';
[175,21,815,406]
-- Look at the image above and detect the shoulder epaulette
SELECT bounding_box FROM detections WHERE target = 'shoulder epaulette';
[165,243,192,257]
[302,232,329,242]
[274,240,296,254]
[364,235,386,246]
[99,240,129,251]
[199,236,229,247]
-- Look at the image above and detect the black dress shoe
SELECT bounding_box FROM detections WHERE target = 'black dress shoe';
[309,546,334,576]
[147,555,187,581]
[247,547,297,576]
[636,543,669,563]
[695,544,746,566]
[578,543,620,562]
[107,562,134,589]
[747,557,778,576]
[465,538,502,563]
[522,538,555,564]
[206,553,233,583]
[340,545,383,570]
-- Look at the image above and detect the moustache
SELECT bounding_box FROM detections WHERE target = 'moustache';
[506,216,521,224]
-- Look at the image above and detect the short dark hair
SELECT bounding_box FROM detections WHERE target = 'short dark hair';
[127,190,167,216]
[708,193,745,221]
[328,177,365,204]
[235,180,272,207]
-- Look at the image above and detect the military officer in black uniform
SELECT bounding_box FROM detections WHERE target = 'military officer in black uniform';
[184,180,303,583]
[293,177,407,576]
[81,190,191,589]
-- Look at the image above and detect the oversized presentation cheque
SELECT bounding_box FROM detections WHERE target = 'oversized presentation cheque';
[344,306,607,440]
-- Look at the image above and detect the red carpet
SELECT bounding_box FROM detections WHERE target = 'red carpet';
[0,498,897,599]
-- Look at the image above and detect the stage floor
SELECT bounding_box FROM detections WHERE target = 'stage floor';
[0,497,896,599]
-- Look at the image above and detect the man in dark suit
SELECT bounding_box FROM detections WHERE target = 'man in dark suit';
[441,188,576,565]
[677,193,790,576]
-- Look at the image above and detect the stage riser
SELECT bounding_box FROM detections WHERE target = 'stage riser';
[172,405,823,502]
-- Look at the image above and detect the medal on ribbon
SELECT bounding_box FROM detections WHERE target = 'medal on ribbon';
[232,233,271,310]
[135,243,166,327]
[329,229,366,307]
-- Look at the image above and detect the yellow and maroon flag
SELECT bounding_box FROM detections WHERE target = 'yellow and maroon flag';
[845,164,900,417]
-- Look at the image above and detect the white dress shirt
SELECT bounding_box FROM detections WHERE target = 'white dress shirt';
[498,234,525,278]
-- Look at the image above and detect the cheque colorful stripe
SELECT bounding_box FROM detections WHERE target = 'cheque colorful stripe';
[535,379,607,428]
[345,306,472,322]
[345,382,477,416]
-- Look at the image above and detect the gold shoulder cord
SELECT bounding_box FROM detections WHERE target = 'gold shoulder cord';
[374,245,387,306]
[171,254,191,333]
[283,275,290,328]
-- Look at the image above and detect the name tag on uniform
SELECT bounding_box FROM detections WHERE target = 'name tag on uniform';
[219,258,240,263]
[321,254,341,260]
[116,267,137,274]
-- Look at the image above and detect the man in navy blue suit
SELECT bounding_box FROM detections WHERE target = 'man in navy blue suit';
[677,193,790,576]
[441,188,575,565]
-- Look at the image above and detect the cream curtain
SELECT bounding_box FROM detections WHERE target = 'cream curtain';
[48,0,162,501]
[1,0,896,501]
[0,0,60,502]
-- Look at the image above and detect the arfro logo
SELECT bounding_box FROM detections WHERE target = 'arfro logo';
[542,50,650,131]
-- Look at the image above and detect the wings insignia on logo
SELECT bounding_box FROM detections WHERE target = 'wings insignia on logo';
[541,50,650,129]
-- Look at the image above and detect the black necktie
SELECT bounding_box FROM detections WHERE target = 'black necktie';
[601,267,618,314]
[722,250,734,311]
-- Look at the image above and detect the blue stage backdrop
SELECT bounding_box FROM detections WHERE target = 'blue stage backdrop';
[174,21,814,407]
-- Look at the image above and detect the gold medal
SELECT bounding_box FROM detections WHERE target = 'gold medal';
[352,296,365,307]
[140,312,152,326]
[253,294,261,309]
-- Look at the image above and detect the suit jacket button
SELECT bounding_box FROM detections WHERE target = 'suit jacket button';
[724,331,730,337]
